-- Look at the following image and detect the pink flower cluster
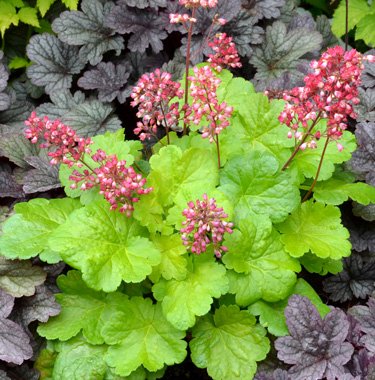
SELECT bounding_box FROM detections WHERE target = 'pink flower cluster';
[25,112,94,167]
[130,69,184,141]
[278,46,375,151]
[181,194,233,258]
[188,65,233,142]
[25,113,152,215]
[70,149,153,216]
[207,33,242,71]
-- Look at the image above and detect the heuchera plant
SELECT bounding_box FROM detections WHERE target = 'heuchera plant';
[2,1,375,379]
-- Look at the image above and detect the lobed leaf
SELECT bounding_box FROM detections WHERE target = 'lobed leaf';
[102,297,187,376]
[0,198,82,263]
[276,200,352,259]
[48,200,161,291]
[152,253,229,330]
[52,0,124,66]
[190,304,270,380]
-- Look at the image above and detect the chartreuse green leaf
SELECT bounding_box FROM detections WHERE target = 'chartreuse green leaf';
[152,253,228,331]
[102,297,187,377]
[276,200,351,259]
[332,0,369,37]
[299,251,343,275]
[37,0,56,17]
[313,178,375,205]
[219,150,300,224]
[290,130,357,182]
[60,129,139,205]
[17,7,40,28]
[0,2,19,38]
[248,278,331,337]
[0,198,82,263]
[34,348,57,380]
[150,234,188,281]
[356,13,375,46]
[223,216,300,306]
[37,271,129,344]
[190,305,270,380]
[48,200,162,292]
[134,145,218,234]
[230,93,294,162]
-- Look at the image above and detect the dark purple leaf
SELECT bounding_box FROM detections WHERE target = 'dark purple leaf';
[10,285,61,328]
[22,156,61,193]
[106,5,168,53]
[323,254,375,302]
[346,348,373,379]
[353,202,375,222]
[254,369,290,380]
[26,33,85,94]
[275,294,354,380]
[78,61,130,103]
[316,15,338,51]
[0,256,46,298]
[0,61,10,111]
[0,88,33,126]
[351,122,375,187]
[247,0,286,22]
[362,49,375,88]
[223,9,264,57]
[52,0,124,66]
[353,87,375,122]
[0,170,25,198]
[0,290,33,364]
[350,298,375,353]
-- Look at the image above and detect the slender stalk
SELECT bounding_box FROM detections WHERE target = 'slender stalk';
[183,7,197,136]
[215,134,221,170]
[301,137,330,203]
[282,112,322,171]
[133,161,146,175]
[160,102,170,145]
[345,0,349,52]
[190,20,216,61]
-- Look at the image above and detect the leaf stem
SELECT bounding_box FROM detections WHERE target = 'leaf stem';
[215,134,221,170]
[282,112,322,171]
[301,136,330,203]
[190,20,216,61]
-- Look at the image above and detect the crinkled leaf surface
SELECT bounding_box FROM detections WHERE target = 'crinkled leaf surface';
[0,289,33,365]
[362,50,375,88]
[38,270,129,344]
[290,130,357,182]
[223,216,300,306]
[22,156,61,193]
[78,61,130,103]
[353,87,375,122]
[353,202,375,222]
[0,198,82,263]
[11,285,61,327]
[52,0,124,65]
[332,0,369,37]
[26,33,85,94]
[313,178,375,205]
[248,278,332,337]
[190,304,270,380]
[0,168,24,198]
[34,348,57,380]
[247,0,286,22]
[106,5,167,53]
[102,297,187,376]
[152,253,228,331]
[48,200,161,291]
[250,21,322,79]
[275,295,354,380]
[0,256,46,297]
[299,251,343,275]
[230,94,293,163]
[323,254,375,302]
[150,234,188,281]
[254,369,290,380]
[276,200,352,259]
[218,150,300,224]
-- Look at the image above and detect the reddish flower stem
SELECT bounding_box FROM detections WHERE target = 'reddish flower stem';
[301,136,330,203]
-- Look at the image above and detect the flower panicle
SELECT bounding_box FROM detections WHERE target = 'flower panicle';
[207,33,242,72]
[181,193,233,258]
[277,46,375,152]
[188,65,233,143]
[25,112,152,216]
[130,69,184,140]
